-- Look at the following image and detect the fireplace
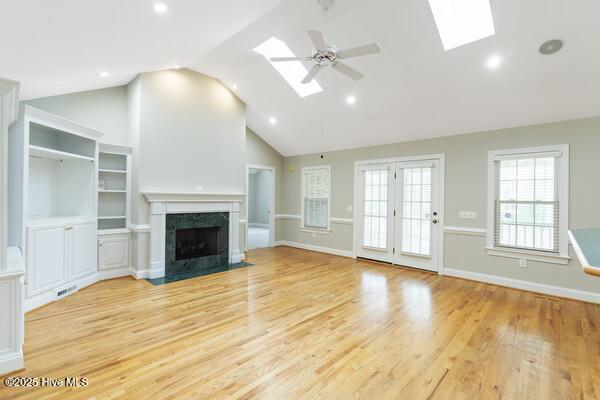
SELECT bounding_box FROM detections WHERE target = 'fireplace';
[176,227,220,260]
[165,212,229,277]
[143,192,244,280]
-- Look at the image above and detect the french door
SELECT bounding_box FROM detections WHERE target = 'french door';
[356,158,441,272]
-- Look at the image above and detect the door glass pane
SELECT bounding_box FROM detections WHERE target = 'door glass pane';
[363,169,388,249]
[400,167,432,256]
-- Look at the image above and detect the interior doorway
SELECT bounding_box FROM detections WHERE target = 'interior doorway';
[246,165,275,250]
[353,154,445,273]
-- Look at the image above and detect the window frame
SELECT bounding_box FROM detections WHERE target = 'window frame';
[486,144,570,265]
[301,165,332,233]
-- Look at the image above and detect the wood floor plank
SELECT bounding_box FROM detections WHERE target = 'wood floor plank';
[1,246,599,399]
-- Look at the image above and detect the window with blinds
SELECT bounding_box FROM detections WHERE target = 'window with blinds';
[302,166,330,230]
[362,168,388,249]
[495,156,559,253]
[400,167,432,256]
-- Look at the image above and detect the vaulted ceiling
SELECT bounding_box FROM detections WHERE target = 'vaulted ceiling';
[2,0,600,156]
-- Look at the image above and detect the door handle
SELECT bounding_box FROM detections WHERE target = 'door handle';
[432,219,438,224]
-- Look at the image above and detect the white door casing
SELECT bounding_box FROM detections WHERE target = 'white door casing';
[354,154,445,273]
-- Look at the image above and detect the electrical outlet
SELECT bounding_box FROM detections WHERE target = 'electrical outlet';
[519,258,527,268]
[195,185,203,191]
[459,211,478,219]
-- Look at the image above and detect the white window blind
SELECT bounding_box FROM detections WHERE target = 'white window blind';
[303,167,330,229]
[495,156,559,253]
[362,168,388,249]
[400,167,432,256]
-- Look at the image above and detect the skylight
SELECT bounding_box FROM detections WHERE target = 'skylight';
[428,0,495,51]
[253,37,323,98]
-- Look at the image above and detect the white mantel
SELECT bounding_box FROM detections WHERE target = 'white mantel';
[143,192,245,279]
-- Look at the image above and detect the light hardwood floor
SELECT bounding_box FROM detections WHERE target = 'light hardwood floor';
[2,246,600,399]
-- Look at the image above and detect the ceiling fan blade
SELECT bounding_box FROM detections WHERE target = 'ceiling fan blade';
[307,30,327,51]
[332,62,365,81]
[301,64,323,84]
[337,43,381,59]
[270,56,307,62]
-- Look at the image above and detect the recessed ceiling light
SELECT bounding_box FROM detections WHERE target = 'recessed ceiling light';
[173,64,181,70]
[346,95,357,105]
[486,55,502,69]
[254,37,323,98]
[154,2,168,13]
[99,71,109,78]
[232,84,238,90]
[269,117,277,125]
[428,0,495,50]
[539,39,563,55]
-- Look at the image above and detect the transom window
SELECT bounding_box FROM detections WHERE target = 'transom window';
[302,166,331,230]
[487,145,569,262]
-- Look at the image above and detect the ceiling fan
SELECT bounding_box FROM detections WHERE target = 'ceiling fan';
[269,0,381,84]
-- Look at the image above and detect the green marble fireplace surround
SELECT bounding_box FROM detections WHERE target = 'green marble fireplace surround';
[165,212,229,277]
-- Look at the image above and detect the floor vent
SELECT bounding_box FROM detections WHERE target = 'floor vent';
[56,285,77,299]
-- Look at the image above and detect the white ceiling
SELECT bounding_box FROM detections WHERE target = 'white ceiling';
[2,0,600,156]
[0,0,283,99]
[194,0,600,156]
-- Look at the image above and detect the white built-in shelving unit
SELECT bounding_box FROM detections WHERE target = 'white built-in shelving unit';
[97,144,131,232]
[96,144,132,274]
[8,106,103,311]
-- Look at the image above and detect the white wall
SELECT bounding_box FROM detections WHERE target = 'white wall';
[23,86,129,146]
[130,69,246,224]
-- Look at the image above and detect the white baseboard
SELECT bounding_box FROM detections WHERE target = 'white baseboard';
[0,351,24,375]
[130,267,150,279]
[98,267,132,280]
[25,272,100,312]
[275,240,353,258]
[445,268,600,304]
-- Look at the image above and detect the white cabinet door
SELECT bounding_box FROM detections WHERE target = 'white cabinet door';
[27,226,66,297]
[69,223,97,280]
[98,234,130,270]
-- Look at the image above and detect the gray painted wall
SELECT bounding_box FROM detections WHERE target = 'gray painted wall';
[280,116,600,293]
[23,86,129,146]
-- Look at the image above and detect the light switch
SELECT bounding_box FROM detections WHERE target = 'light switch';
[346,205,353,212]
[459,211,477,219]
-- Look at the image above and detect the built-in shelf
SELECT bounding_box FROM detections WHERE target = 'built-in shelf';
[98,216,127,220]
[98,228,130,236]
[29,145,95,162]
[27,216,97,227]
[97,145,131,232]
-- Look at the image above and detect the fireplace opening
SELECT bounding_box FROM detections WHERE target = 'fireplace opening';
[175,227,220,261]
